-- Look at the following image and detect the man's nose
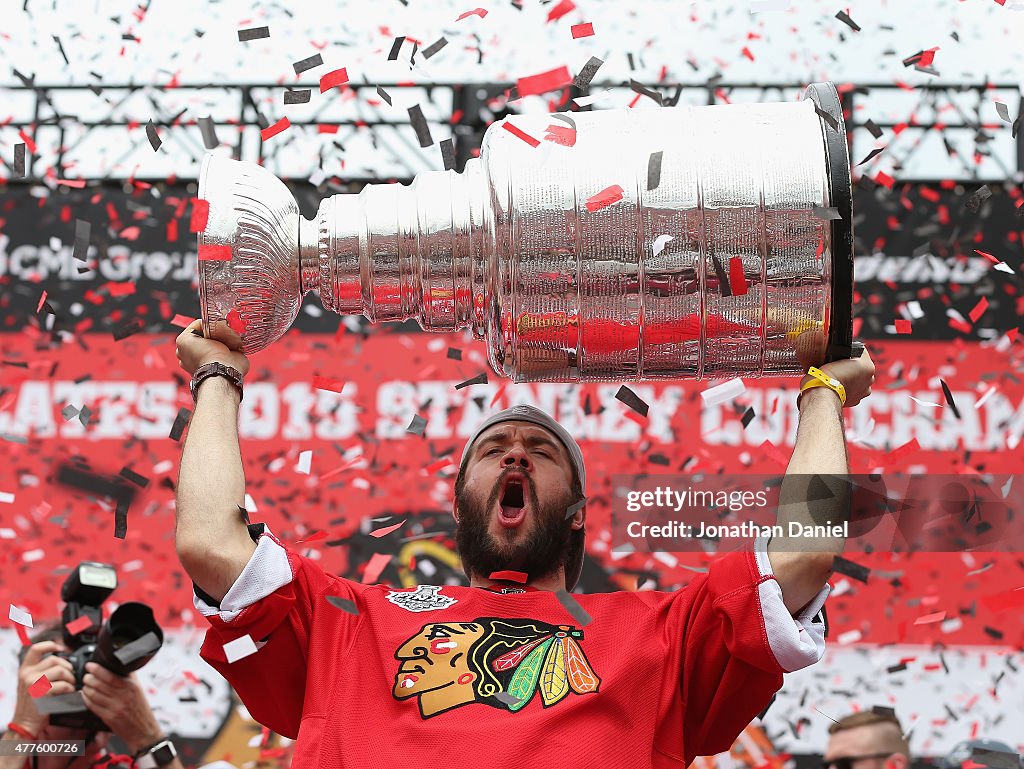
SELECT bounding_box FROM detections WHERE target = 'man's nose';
[502,446,530,468]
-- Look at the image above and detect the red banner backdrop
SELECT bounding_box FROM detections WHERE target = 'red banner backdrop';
[1,330,1021,643]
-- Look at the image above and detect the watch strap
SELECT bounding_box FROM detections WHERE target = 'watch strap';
[190,362,244,403]
[135,739,176,769]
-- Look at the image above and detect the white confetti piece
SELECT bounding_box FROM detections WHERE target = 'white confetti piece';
[8,604,33,628]
[651,234,674,257]
[993,261,1015,274]
[223,634,259,663]
[296,450,312,475]
[908,395,942,408]
[701,378,746,406]
[940,617,963,633]
[906,300,924,319]
[974,387,996,409]
[836,629,862,645]
[23,549,45,563]
[0,491,14,504]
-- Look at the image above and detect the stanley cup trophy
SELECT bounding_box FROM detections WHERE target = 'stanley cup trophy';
[197,81,856,382]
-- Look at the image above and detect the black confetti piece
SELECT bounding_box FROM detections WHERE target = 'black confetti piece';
[408,105,433,148]
[292,53,323,74]
[832,556,870,583]
[198,116,219,149]
[983,626,1003,640]
[564,497,586,520]
[112,318,144,341]
[325,595,359,615]
[864,119,883,139]
[871,705,896,718]
[52,35,69,66]
[169,407,191,441]
[965,185,992,212]
[119,466,150,488]
[857,147,885,166]
[387,36,405,61]
[376,85,392,106]
[994,101,1011,124]
[237,26,270,42]
[73,219,91,262]
[814,105,839,132]
[886,662,907,674]
[555,590,592,626]
[114,495,129,539]
[646,150,663,191]
[406,414,427,436]
[455,372,488,390]
[573,56,603,90]
[440,137,456,171]
[972,749,1021,769]
[446,347,462,361]
[939,379,961,419]
[78,406,93,427]
[145,120,162,151]
[615,385,649,417]
[284,89,311,105]
[494,691,522,707]
[551,113,576,130]
[711,254,731,297]
[236,505,250,525]
[812,206,842,220]
[629,78,663,106]
[422,37,447,59]
[834,10,861,31]
[13,143,25,178]
[740,406,756,428]
[648,454,670,466]
[113,631,161,665]
[61,404,79,421]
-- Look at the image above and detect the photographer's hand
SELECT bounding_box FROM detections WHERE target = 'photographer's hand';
[10,641,75,736]
[80,664,164,755]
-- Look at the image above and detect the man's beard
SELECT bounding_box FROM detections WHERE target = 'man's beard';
[455,469,574,584]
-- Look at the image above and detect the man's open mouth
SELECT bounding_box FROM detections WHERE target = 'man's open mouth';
[498,475,528,525]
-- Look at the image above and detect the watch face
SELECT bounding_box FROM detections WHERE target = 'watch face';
[153,744,176,765]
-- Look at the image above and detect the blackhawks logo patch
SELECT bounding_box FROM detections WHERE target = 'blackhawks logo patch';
[393,618,601,718]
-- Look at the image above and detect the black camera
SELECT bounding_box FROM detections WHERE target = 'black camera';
[39,562,164,732]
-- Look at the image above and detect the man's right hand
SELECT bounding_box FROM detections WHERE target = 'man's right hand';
[11,641,76,737]
[175,318,250,378]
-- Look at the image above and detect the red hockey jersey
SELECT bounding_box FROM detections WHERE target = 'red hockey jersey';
[195,525,828,768]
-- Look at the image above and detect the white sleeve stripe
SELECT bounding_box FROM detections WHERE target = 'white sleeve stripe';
[193,529,294,622]
[752,535,830,673]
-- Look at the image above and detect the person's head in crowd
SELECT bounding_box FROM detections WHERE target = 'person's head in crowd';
[9,623,164,769]
[823,711,911,769]
[938,740,1023,769]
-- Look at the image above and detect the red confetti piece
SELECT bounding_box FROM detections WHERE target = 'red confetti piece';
[918,47,939,67]
[974,249,999,264]
[968,297,988,323]
[874,170,895,189]
[318,124,339,134]
[36,290,47,313]
[319,68,349,93]
[65,615,93,636]
[542,124,576,146]
[517,66,573,98]
[190,199,210,233]
[56,178,87,188]
[489,570,529,583]
[623,410,647,426]
[913,611,946,625]
[894,319,912,334]
[16,624,31,646]
[728,256,748,296]
[28,674,52,698]
[106,281,136,297]
[170,314,194,328]
[198,244,233,261]
[226,307,246,334]
[312,375,345,393]
[501,121,540,147]
[741,46,755,62]
[886,438,920,465]
[546,0,576,22]
[362,552,392,584]
[571,22,594,38]
[260,117,291,141]
[948,316,972,334]
[370,520,406,538]
[296,530,328,545]
[18,129,37,154]
[585,184,624,213]
[455,7,488,21]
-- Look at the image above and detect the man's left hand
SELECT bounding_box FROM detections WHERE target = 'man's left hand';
[80,663,164,755]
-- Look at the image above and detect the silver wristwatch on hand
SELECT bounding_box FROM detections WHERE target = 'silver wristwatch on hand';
[190,361,244,403]
[135,738,177,768]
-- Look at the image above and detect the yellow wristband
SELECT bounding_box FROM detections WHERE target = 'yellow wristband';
[799,366,846,406]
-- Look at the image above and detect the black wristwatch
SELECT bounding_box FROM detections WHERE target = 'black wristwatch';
[190,361,244,403]
[135,738,177,768]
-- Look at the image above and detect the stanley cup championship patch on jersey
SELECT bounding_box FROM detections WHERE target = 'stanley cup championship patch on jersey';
[386,585,458,613]
[393,618,601,719]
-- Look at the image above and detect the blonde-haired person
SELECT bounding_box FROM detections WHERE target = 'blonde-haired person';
[823,711,911,769]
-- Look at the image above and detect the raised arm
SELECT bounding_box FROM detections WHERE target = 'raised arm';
[768,349,876,614]
[174,319,256,603]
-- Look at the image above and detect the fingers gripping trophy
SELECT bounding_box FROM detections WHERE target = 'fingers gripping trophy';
[193,82,861,382]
